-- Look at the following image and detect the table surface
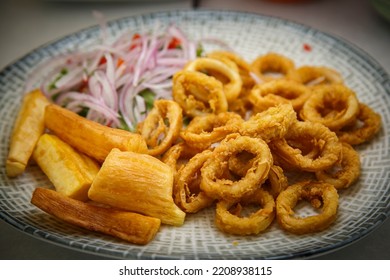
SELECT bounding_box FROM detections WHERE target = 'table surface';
[0,0,389,260]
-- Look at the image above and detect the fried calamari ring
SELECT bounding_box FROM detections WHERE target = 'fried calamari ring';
[199,56,239,84]
[162,142,206,196]
[276,181,339,234]
[206,51,255,116]
[184,57,243,102]
[300,84,360,131]
[239,103,297,142]
[200,134,273,201]
[337,103,382,145]
[263,165,288,198]
[161,143,196,177]
[137,99,182,156]
[180,112,243,150]
[174,150,215,213]
[227,150,257,178]
[248,79,311,113]
[288,66,343,87]
[215,188,275,235]
[250,52,295,83]
[162,143,186,173]
[270,121,342,172]
[227,152,287,199]
[172,70,228,117]
[315,142,360,189]
[226,152,287,196]
[207,50,255,89]
[228,95,254,119]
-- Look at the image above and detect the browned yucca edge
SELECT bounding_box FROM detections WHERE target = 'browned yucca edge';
[31,187,161,245]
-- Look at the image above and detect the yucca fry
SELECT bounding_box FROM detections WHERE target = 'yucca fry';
[31,188,161,245]
[6,89,50,177]
[33,134,100,201]
[88,148,186,226]
[44,104,148,162]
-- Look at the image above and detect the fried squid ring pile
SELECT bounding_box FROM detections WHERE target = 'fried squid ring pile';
[174,149,215,213]
[249,79,311,113]
[263,165,289,198]
[250,52,295,83]
[180,112,243,150]
[134,50,382,237]
[288,66,344,87]
[207,50,255,91]
[270,121,342,172]
[239,103,297,141]
[315,142,360,189]
[215,188,275,235]
[200,134,273,201]
[184,57,243,102]
[172,70,228,117]
[276,181,339,234]
[162,142,199,179]
[300,84,360,131]
[336,103,382,145]
[137,100,182,156]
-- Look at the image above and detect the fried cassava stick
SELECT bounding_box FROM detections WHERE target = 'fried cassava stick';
[44,104,148,162]
[88,148,186,226]
[6,89,49,177]
[33,134,100,201]
[31,187,161,245]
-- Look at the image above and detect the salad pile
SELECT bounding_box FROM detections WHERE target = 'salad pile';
[29,22,202,131]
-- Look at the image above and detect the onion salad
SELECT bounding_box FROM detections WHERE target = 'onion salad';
[28,21,204,131]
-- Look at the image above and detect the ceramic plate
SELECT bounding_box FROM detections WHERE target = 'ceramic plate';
[0,10,389,259]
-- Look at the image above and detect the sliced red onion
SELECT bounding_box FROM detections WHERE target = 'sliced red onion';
[116,72,133,89]
[156,57,189,66]
[142,81,172,90]
[153,88,173,100]
[94,71,118,111]
[32,22,224,130]
[134,94,147,123]
[63,94,120,127]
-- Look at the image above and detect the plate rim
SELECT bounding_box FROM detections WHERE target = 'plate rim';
[1,9,389,260]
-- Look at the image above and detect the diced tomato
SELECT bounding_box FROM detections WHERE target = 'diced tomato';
[303,43,312,52]
[117,58,124,68]
[100,56,124,69]
[99,56,107,65]
[106,120,113,127]
[132,33,141,40]
[79,77,89,92]
[168,37,181,49]
[130,33,141,50]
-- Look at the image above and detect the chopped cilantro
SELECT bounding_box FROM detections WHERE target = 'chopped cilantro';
[48,68,68,91]
[78,107,89,118]
[118,113,133,132]
[139,89,156,111]
[196,44,204,57]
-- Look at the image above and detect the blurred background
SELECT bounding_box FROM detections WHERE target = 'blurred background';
[1,0,389,70]
[0,0,389,260]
